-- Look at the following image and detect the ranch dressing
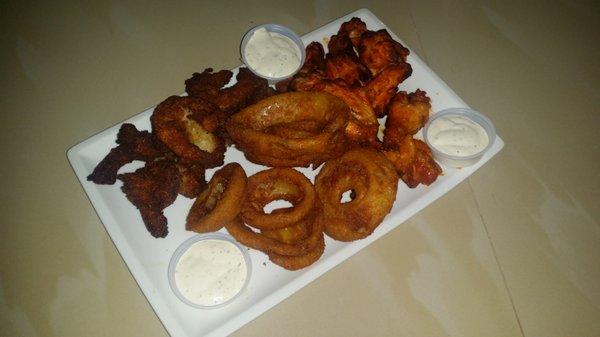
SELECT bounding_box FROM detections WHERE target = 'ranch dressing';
[174,239,247,307]
[244,27,301,78]
[427,115,489,157]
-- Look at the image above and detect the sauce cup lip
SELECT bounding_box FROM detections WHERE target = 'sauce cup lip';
[423,107,496,161]
[240,23,306,82]
[168,232,252,309]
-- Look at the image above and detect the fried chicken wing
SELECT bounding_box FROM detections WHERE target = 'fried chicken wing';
[277,42,328,92]
[319,80,379,145]
[383,136,442,188]
[87,123,171,184]
[185,68,233,98]
[339,17,368,47]
[358,29,410,76]
[118,160,180,238]
[325,52,371,86]
[362,62,412,117]
[327,32,355,55]
[186,67,270,116]
[383,89,431,147]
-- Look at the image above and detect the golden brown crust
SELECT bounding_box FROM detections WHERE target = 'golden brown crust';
[315,148,398,241]
[185,163,247,233]
[241,168,316,230]
[226,92,350,167]
[151,95,226,167]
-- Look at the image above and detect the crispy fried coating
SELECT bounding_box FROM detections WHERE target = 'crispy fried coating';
[362,62,412,117]
[327,32,355,55]
[325,52,371,86]
[301,41,327,73]
[87,123,170,184]
[277,42,327,92]
[383,136,441,188]
[318,80,379,145]
[151,95,226,167]
[175,163,206,198]
[339,17,368,47]
[358,29,410,76]
[118,160,180,238]
[185,68,233,98]
[383,89,431,146]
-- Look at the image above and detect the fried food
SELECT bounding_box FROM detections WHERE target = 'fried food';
[325,52,370,86]
[187,68,271,116]
[358,29,410,76]
[118,160,180,238]
[383,136,442,188]
[362,62,412,117]
[226,92,350,167]
[383,89,431,146]
[175,163,207,198]
[339,17,368,47]
[268,234,325,271]
[185,68,233,98]
[241,168,316,230]
[277,42,327,92]
[318,81,379,145]
[186,163,247,233]
[327,32,355,55]
[315,148,398,241]
[87,123,170,184]
[227,206,323,257]
[225,167,325,270]
[151,95,226,167]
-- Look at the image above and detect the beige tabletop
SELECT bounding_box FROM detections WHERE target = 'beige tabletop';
[1,1,598,336]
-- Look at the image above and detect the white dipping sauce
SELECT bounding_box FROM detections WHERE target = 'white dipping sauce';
[427,115,489,157]
[174,239,247,307]
[243,27,301,78]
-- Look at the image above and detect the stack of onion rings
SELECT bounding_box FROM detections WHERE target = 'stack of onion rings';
[226,92,350,167]
[226,168,325,270]
[315,148,398,241]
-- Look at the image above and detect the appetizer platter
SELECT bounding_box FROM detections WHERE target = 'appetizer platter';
[68,8,504,337]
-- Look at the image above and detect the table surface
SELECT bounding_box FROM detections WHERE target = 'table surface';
[1,1,598,337]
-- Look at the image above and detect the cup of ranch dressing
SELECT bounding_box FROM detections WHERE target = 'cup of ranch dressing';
[240,24,305,83]
[423,108,496,168]
[168,233,252,309]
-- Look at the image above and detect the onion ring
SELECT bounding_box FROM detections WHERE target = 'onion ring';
[268,235,325,271]
[185,163,247,233]
[241,168,316,230]
[226,92,350,167]
[315,148,398,241]
[226,203,323,257]
[151,95,225,167]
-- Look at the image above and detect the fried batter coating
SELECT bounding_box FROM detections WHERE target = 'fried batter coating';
[277,42,327,92]
[175,163,206,198]
[118,160,180,238]
[383,136,441,188]
[87,123,170,184]
[339,17,368,47]
[185,68,233,98]
[358,29,410,76]
[151,95,226,167]
[327,32,355,55]
[383,89,431,146]
[362,62,412,117]
[318,81,379,145]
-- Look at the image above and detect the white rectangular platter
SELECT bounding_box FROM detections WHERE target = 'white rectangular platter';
[68,8,504,337]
